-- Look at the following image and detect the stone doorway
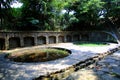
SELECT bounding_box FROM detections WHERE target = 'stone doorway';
[9,37,20,49]
[0,38,5,50]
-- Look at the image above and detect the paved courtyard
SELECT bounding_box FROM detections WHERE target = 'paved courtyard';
[0,43,119,80]
[66,50,120,80]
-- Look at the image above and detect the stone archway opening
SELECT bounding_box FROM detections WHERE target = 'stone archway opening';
[49,36,56,44]
[58,36,64,43]
[37,36,46,45]
[9,37,20,49]
[66,35,72,42]
[0,38,5,50]
[81,34,89,41]
[24,37,34,47]
[73,34,80,41]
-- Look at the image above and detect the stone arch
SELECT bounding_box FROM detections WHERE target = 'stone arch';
[9,37,20,49]
[49,36,56,44]
[73,34,80,41]
[0,38,5,50]
[102,32,118,43]
[37,36,46,45]
[24,37,34,47]
[58,36,64,43]
[81,34,89,41]
[90,32,102,42]
[89,31,118,43]
[66,35,72,42]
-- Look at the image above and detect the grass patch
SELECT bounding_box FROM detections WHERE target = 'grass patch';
[74,42,108,47]
[5,48,70,62]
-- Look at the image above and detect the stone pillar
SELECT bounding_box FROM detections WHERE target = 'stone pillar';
[20,37,24,47]
[5,36,9,50]
[34,36,38,46]
[79,35,81,40]
[46,36,49,44]
[71,35,74,42]
[56,35,59,43]
[64,35,67,42]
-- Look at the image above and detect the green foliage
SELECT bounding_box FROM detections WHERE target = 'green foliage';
[102,0,120,27]
[66,0,104,30]
[74,42,108,47]
[0,0,120,31]
[69,16,79,24]
[43,49,68,55]
[12,8,22,18]
[0,0,14,29]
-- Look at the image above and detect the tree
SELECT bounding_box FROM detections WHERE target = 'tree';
[18,0,77,31]
[102,0,120,28]
[0,0,14,29]
[65,0,104,30]
[50,0,78,31]
[0,0,119,31]
[101,0,120,42]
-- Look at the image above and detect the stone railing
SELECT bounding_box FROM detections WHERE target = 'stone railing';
[0,31,117,50]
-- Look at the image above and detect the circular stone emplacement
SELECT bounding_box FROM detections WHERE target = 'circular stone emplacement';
[5,47,71,62]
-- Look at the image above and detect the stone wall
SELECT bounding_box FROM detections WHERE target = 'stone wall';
[0,31,117,50]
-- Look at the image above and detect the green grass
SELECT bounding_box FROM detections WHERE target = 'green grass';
[6,48,70,62]
[74,42,108,47]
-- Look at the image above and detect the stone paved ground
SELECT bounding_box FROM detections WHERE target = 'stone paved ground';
[65,49,120,80]
[0,43,119,80]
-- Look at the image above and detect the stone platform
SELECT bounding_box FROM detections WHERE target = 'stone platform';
[0,43,119,80]
[66,47,120,80]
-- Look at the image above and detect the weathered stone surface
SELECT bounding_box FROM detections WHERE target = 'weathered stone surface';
[0,43,119,80]
[0,31,118,50]
[65,48,120,80]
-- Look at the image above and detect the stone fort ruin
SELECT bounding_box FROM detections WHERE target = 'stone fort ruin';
[0,31,117,50]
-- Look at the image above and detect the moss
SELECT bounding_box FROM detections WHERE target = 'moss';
[6,48,70,62]
[74,42,108,47]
